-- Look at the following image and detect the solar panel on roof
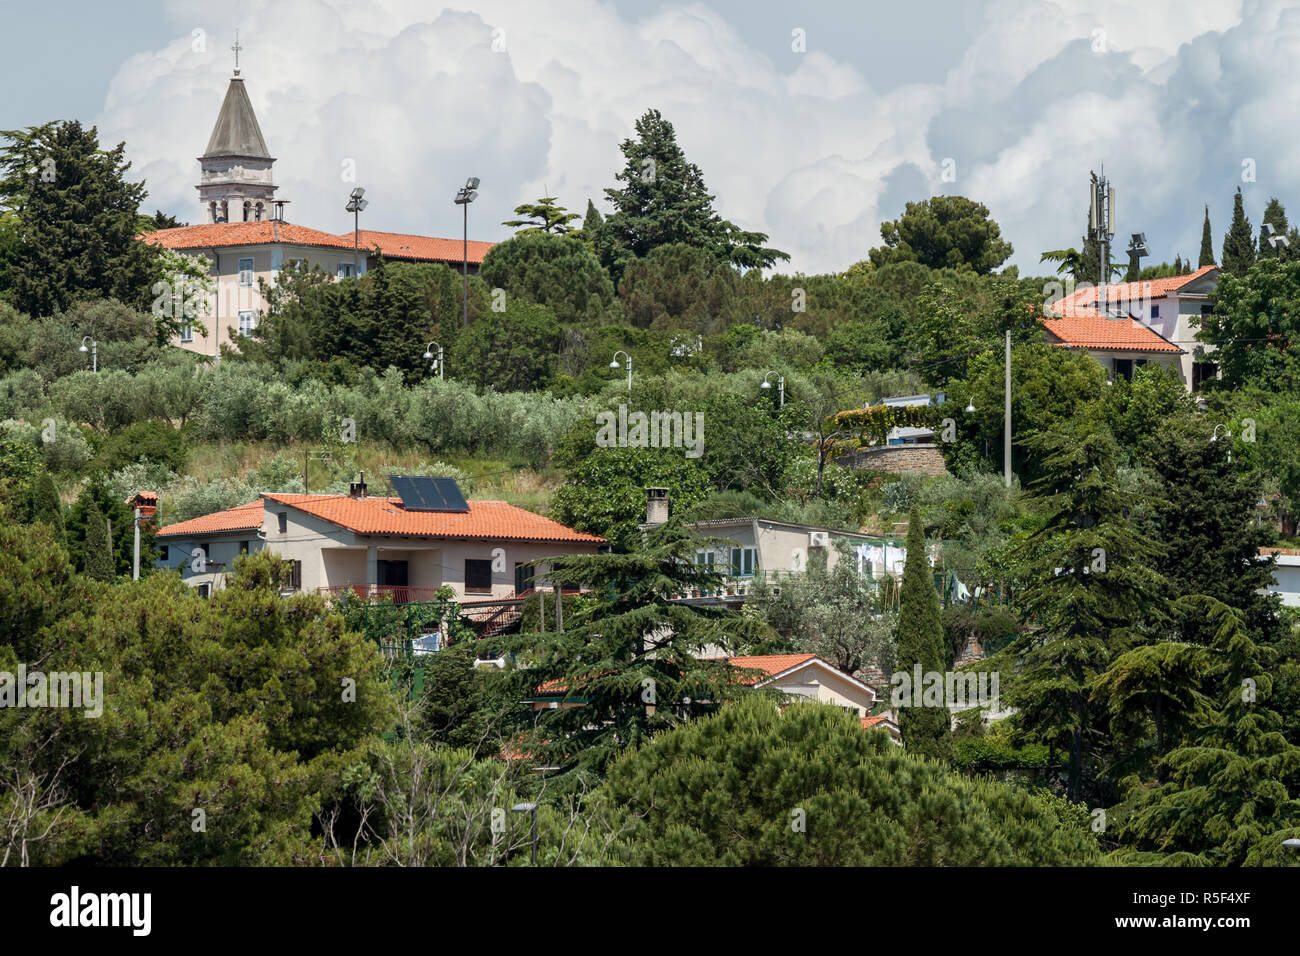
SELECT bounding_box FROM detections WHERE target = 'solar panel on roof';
[388,475,470,513]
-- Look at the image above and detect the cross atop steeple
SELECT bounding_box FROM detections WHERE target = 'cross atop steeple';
[231,29,243,76]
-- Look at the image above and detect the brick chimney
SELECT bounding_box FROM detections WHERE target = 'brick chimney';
[645,487,669,526]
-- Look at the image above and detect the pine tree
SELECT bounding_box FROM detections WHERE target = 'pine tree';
[1199,205,1215,267]
[1220,187,1255,275]
[502,520,767,775]
[894,504,953,760]
[501,196,580,235]
[1119,596,1300,865]
[82,498,114,582]
[1257,196,1290,261]
[995,427,1169,801]
[0,121,160,316]
[598,109,787,283]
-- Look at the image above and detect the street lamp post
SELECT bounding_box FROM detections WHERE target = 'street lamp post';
[345,187,369,277]
[610,350,632,391]
[79,335,98,372]
[1211,423,1232,464]
[760,371,785,408]
[454,178,480,327]
[422,341,444,380]
[510,802,539,865]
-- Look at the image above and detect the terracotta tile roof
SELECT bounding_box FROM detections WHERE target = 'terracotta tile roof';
[346,230,494,265]
[1048,265,1218,318]
[861,715,891,729]
[140,223,495,265]
[262,494,605,544]
[157,500,264,538]
[140,221,354,251]
[1043,308,1183,354]
[714,653,819,685]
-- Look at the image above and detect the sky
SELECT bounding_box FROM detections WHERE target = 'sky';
[4,0,1294,277]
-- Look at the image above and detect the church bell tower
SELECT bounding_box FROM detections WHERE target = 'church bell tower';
[197,35,281,224]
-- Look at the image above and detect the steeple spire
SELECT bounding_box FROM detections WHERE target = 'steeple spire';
[196,69,279,224]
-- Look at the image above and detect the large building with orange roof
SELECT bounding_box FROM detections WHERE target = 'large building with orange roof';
[140,69,494,359]
[154,477,603,603]
[1042,265,1221,390]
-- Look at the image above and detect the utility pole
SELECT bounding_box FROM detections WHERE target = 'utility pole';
[1004,330,1012,489]
[133,507,141,580]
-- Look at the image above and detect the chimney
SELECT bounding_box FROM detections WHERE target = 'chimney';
[645,487,669,526]
[349,471,367,499]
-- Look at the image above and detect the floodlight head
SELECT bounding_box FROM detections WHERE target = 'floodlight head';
[467,177,480,189]
[510,802,538,813]
[1131,232,1146,244]
[423,350,433,360]
[1264,222,1278,237]
[357,198,369,211]
[466,190,478,203]
[350,187,366,200]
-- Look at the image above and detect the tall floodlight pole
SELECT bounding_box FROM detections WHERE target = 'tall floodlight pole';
[345,187,368,276]
[454,178,480,326]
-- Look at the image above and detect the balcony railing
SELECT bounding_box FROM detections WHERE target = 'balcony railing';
[319,584,447,605]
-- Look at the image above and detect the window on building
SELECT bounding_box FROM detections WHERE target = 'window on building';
[1193,361,1219,392]
[238,311,257,337]
[1150,305,1160,318]
[694,550,716,567]
[515,562,535,594]
[729,547,756,577]
[238,257,255,287]
[180,323,193,343]
[465,559,493,593]
[282,559,302,592]
[159,544,169,562]
[1201,304,1213,316]
[239,540,250,555]
[277,512,288,534]
[376,559,408,587]
[1112,358,1134,382]
[197,583,211,599]
[337,262,356,278]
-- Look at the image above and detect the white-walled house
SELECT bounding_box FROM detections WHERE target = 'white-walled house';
[155,487,605,603]
[1259,547,1300,607]
[711,653,901,743]
[1044,265,1221,390]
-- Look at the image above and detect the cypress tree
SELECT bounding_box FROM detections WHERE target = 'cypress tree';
[82,498,114,582]
[1220,187,1255,275]
[1257,196,1289,261]
[1199,205,1215,267]
[23,470,64,544]
[1172,253,1184,274]
[894,504,953,760]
